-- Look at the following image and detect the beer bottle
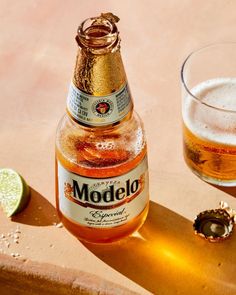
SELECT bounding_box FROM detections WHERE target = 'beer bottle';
[55,13,149,243]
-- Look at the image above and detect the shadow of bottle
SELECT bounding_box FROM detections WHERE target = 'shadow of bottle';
[83,201,236,295]
[11,188,59,226]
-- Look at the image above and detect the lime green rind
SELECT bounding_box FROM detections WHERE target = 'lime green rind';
[10,175,31,217]
[0,168,31,217]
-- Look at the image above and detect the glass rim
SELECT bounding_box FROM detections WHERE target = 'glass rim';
[181,42,236,114]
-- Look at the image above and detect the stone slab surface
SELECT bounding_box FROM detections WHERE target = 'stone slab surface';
[0,1,236,294]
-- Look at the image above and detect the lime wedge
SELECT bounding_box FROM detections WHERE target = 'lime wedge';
[0,168,30,217]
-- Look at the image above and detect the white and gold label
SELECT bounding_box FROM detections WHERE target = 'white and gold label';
[57,157,149,228]
[67,83,132,126]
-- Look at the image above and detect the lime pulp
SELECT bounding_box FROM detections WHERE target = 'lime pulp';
[0,168,30,217]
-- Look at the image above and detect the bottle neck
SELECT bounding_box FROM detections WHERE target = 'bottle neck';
[73,47,127,96]
[67,13,133,128]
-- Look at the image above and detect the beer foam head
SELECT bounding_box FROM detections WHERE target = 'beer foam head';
[183,78,236,145]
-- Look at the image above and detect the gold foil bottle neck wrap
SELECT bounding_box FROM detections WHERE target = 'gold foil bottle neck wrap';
[73,13,130,99]
[193,203,235,242]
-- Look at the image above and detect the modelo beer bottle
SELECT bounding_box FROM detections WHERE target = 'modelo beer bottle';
[55,13,149,243]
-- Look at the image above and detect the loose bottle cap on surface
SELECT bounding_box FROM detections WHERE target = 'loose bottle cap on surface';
[193,202,235,242]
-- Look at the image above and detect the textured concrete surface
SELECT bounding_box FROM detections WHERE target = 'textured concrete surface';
[0,254,138,295]
[0,0,236,294]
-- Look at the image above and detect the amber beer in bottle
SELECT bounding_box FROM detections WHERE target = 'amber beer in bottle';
[55,13,149,243]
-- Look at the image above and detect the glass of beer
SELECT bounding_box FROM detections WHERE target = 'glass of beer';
[181,43,236,186]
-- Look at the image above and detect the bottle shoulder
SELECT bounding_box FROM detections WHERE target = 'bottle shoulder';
[56,111,144,135]
[56,112,147,177]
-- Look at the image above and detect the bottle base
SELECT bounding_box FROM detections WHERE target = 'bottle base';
[58,203,149,244]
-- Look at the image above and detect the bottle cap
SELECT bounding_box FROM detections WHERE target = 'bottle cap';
[193,202,235,242]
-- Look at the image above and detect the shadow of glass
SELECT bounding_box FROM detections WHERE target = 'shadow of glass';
[11,188,59,226]
[83,201,236,295]
[211,184,236,198]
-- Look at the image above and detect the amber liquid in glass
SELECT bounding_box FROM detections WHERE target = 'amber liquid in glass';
[183,124,236,183]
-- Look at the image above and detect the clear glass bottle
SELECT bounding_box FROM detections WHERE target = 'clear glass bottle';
[55,13,149,243]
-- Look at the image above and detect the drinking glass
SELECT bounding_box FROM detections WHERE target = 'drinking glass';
[181,43,236,186]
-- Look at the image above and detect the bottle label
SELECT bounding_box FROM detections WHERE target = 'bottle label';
[57,157,149,228]
[67,83,132,126]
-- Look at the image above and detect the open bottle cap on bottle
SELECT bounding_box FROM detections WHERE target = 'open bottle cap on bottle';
[193,201,236,242]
